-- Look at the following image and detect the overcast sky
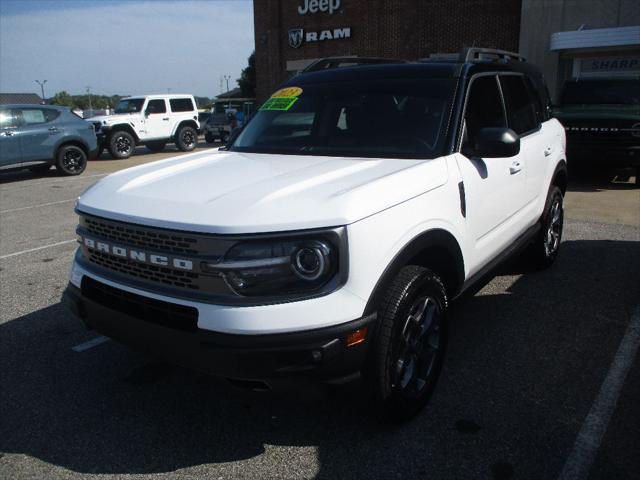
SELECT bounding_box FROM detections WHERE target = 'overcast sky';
[0,0,255,98]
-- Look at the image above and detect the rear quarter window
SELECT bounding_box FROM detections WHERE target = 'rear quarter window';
[169,98,195,112]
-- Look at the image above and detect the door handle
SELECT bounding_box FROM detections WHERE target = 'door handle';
[48,127,58,132]
[162,117,170,121]
[544,146,553,157]
[509,161,522,174]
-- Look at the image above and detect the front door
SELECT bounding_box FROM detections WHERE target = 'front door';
[143,99,172,140]
[456,74,528,273]
[0,109,22,167]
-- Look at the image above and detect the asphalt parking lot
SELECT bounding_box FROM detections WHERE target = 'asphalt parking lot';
[0,150,638,479]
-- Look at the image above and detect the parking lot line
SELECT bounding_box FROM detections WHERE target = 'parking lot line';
[0,239,76,260]
[72,336,110,352]
[558,305,640,480]
[0,198,76,215]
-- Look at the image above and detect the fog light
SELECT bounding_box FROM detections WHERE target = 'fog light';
[346,327,368,347]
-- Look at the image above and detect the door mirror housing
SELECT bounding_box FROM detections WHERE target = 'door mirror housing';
[474,127,520,158]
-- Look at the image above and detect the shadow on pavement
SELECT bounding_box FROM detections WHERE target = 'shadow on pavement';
[1,239,638,479]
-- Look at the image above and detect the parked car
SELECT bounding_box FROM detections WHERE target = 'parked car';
[88,94,200,159]
[64,48,567,420]
[553,78,640,183]
[0,104,97,176]
[197,112,212,134]
[203,112,236,143]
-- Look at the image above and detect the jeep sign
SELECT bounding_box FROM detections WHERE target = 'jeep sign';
[298,0,341,15]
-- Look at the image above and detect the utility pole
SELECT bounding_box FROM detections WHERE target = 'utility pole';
[223,75,231,93]
[86,86,92,114]
[35,79,47,103]
[219,77,223,95]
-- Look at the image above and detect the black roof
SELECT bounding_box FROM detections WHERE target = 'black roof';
[0,93,43,105]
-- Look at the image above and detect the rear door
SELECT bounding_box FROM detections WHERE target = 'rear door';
[0,109,22,166]
[456,74,528,271]
[17,107,64,162]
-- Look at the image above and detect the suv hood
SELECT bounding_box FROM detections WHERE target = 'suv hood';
[87,113,139,124]
[77,150,449,234]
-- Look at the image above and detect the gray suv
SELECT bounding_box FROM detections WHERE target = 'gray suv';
[0,104,97,176]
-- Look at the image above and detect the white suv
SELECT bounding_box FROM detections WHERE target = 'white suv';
[65,49,567,420]
[89,94,200,159]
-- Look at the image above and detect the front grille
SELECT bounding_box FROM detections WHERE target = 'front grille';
[82,276,198,331]
[84,216,199,255]
[88,250,200,290]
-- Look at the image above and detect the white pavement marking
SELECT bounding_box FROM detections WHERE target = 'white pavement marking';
[558,305,640,480]
[0,198,75,214]
[0,239,76,260]
[72,336,110,352]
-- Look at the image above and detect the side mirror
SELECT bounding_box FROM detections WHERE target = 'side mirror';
[474,127,520,158]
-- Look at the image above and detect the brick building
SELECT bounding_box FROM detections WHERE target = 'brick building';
[253,0,522,101]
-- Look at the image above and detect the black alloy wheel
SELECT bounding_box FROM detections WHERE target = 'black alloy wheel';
[55,145,87,176]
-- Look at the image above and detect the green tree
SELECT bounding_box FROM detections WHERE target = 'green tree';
[50,91,74,107]
[237,51,256,98]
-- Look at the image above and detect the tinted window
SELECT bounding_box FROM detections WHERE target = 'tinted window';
[232,78,456,159]
[115,98,145,114]
[500,75,538,135]
[169,98,195,112]
[0,109,19,128]
[146,99,167,114]
[560,79,640,105]
[20,108,59,125]
[463,75,506,149]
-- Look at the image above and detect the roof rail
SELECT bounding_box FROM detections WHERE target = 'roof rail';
[301,57,406,73]
[460,47,526,63]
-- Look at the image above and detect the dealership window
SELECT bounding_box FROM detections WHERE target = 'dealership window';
[463,75,506,150]
[169,98,195,112]
[146,99,167,114]
[499,75,538,135]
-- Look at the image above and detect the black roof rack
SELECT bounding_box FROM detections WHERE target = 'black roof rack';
[460,47,526,63]
[301,57,406,73]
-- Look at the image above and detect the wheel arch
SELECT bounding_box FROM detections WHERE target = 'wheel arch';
[108,124,139,142]
[172,120,199,138]
[363,229,465,316]
[552,160,568,195]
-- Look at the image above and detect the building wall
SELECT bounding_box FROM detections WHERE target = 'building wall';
[519,0,640,99]
[254,0,522,101]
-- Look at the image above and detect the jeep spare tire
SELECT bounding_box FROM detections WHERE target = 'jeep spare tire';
[176,125,197,152]
[109,131,135,159]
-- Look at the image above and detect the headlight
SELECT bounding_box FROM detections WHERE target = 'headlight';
[201,230,346,299]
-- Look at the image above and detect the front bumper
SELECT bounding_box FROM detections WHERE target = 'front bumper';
[63,277,376,386]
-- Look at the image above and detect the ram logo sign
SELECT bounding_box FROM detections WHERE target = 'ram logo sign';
[288,27,351,48]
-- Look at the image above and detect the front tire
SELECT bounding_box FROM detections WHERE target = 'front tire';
[108,131,135,159]
[55,145,87,176]
[364,266,448,421]
[526,185,564,268]
[175,125,197,151]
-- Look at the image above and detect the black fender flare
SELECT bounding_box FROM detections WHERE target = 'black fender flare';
[108,124,139,143]
[363,228,465,316]
[173,120,199,138]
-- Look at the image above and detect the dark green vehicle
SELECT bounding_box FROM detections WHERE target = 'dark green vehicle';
[554,78,640,183]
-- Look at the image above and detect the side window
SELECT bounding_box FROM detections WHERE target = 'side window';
[0,109,19,128]
[499,75,538,135]
[463,75,506,149]
[20,108,49,125]
[146,99,167,114]
[169,98,195,112]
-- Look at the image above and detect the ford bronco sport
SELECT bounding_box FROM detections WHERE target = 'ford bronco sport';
[65,48,567,420]
[89,94,199,159]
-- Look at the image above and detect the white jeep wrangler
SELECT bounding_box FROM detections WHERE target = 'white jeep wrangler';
[89,94,200,159]
[66,49,567,420]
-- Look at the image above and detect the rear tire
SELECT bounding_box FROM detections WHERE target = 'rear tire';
[108,130,135,159]
[363,265,448,422]
[55,145,87,176]
[146,141,166,153]
[526,185,564,268]
[204,132,216,144]
[175,125,197,151]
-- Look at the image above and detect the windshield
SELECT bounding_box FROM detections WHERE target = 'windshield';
[560,80,640,105]
[231,78,456,159]
[114,98,145,114]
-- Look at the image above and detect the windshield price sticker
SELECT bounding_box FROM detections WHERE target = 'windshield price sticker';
[260,96,299,111]
[271,87,303,98]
